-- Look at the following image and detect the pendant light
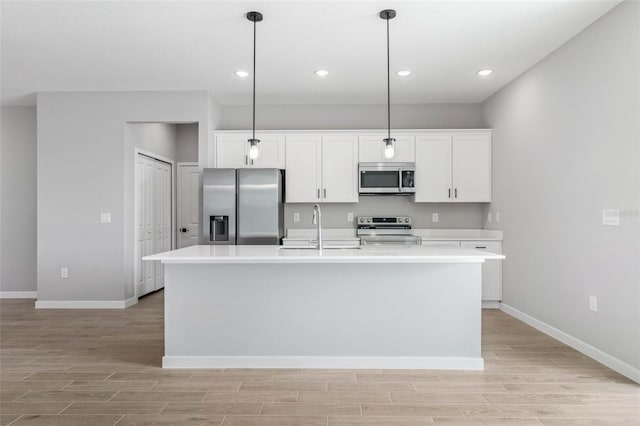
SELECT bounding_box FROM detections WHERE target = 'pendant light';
[247,11,263,160]
[380,9,396,160]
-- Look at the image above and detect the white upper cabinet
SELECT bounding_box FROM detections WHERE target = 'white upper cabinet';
[452,134,491,202]
[216,134,285,169]
[322,135,359,202]
[415,135,453,202]
[359,135,415,163]
[285,135,322,203]
[415,133,491,203]
[216,134,249,168]
[286,134,358,203]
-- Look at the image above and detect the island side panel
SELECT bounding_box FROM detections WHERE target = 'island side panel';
[163,262,482,369]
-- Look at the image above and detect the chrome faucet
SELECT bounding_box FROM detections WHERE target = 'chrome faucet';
[312,204,323,250]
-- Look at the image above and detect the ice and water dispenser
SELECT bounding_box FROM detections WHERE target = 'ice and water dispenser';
[209,215,229,242]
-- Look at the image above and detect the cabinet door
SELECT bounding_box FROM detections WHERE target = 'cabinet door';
[252,134,285,168]
[285,135,322,203]
[321,135,358,203]
[359,135,415,162]
[415,135,453,202]
[216,135,250,168]
[461,241,502,301]
[452,134,491,202]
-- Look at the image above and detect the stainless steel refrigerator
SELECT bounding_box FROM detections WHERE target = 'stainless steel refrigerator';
[202,168,284,245]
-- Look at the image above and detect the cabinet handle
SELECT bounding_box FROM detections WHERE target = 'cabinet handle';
[245,155,248,165]
[448,189,451,199]
[317,189,320,199]
[455,188,458,198]
[475,246,487,249]
[323,188,327,199]
[250,159,254,166]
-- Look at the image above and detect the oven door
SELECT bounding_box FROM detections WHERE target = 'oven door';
[359,163,405,194]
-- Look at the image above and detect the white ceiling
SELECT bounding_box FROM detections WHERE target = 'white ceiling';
[1,0,621,106]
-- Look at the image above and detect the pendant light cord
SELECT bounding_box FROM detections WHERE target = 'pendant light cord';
[252,18,257,142]
[386,16,391,141]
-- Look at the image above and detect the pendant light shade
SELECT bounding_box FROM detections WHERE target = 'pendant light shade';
[247,11,263,160]
[380,9,396,160]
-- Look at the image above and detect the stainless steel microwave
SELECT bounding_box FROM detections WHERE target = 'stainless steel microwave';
[358,162,416,194]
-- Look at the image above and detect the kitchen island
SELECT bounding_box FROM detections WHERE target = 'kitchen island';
[145,245,504,370]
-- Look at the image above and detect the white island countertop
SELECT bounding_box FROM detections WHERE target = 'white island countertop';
[144,244,505,264]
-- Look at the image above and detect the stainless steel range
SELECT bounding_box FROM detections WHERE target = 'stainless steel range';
[357,216,421,246]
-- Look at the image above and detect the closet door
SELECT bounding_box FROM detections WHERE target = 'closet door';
[139,156,156,296]
[154,162,172,290]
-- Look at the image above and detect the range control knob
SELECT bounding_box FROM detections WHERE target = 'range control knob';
[404,218,410,223]
[367,218,372,223]
[358,217,364,223]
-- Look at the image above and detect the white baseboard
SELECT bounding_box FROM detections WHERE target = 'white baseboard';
[500,303,640,384]
[0,291,37,299]
[482,300,501,309]
[35,297,138,309]
[163,356,484,370]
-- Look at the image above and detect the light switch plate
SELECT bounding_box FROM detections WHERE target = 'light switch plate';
[432,213,439,223]
[100,213,111,224]
[293,212,300,223]
[347,212,354,222]
[589,295,598,312]
[495,212,501,222]
[60,267,69,279]
[487,212,492,223]
[602,209,619,226]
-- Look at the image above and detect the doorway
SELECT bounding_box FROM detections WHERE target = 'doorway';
[177,162,202,248]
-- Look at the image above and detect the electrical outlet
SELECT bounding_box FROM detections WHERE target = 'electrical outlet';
[60,267,69,279]
[293,212,300,223]
[589,295,598,312]
[495,212,501,222]
[432,213,439,223]
[487,212,492,223]
[100,213,111,224]
[347,212,354,222]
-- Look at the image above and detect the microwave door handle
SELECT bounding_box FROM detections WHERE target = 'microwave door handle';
[398,169,403,191]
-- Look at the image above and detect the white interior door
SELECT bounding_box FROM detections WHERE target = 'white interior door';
[135,153,172,297]
[135,156,156,296]
[154,162,171,290]
[178,163,202,248]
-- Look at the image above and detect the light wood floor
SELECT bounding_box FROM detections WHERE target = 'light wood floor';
[0,291,638,426]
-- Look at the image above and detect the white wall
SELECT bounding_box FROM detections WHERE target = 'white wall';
[127,123,178,161]
[176,123,199,163]
[37,91,213,303]
[483,1,639,374]
[221,103,484,130]
[0,106,37,294]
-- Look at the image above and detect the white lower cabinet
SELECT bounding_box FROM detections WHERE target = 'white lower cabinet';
[460,240,502,302]
[421,239,502,303]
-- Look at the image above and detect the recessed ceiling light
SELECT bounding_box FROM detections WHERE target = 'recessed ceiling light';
[477,69,493,76]
[396,70,411,77]
[235,70,249,78]
[314,70,329,77]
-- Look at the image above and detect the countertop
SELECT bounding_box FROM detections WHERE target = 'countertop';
[144,245,505,264]
[285,228,503,241]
